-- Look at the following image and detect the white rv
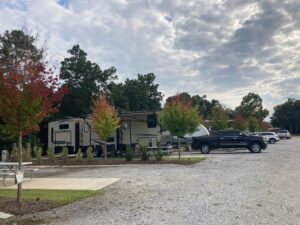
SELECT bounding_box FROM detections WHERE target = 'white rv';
[117,111,162,150]
[48,117,116,153]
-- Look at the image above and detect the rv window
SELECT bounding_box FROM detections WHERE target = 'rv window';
[59,124,69,130]
[147,115,157,128]
[83,125,89,132]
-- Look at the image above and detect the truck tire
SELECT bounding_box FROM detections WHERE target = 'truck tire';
[249,143,262,153]
[269,138,275,144]
[200,144,211,154]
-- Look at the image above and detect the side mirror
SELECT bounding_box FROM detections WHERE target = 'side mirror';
[239,133,245,137]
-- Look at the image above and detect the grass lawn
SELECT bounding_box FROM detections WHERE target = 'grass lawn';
[0,189,104,205]
[165,156,206,163]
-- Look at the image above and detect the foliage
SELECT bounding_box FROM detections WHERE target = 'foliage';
[86,146,94,160]
[0,30,43,67]
[58,45,117,117]
[91,96,120,159]
[271,99,300,134]
[139,145,150,161]
[109,73,163,112]
[10,143,18,162]
[210,107,228,130]
[76,148,83,161]
[166,92,222,119]
[235,92,269,120]
[232,114,248,131]
[248,116,261,132]
[23,143,32,162]
[34,146,42,161]
[125,145,134,161]
[47,147,55,161]
[0,189,104,205]
[60,147,68,160]
[153,148,164,161]
[160,95,200,159]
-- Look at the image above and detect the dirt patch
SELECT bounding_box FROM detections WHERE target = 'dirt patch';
[0,197,59,215]
[32,159,201,166]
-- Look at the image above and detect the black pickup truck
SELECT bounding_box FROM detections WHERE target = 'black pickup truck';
[191,130,268,154]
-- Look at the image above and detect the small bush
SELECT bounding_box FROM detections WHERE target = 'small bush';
[125,145,133,161]
[140,145,150,161]
[47,147,55,161]
[76,148,83,161]
[23,143,32,162]
[34,146,42,161]
[153,148,164,161]
[60,147,68,160]
[10,143,19,162]
[86,146,94,160]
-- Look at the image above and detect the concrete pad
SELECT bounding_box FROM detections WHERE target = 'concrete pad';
[0,178,120,190]
[0,211,13,219]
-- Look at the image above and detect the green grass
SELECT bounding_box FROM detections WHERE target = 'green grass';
[165,156,206,162]
[0,189,104,205]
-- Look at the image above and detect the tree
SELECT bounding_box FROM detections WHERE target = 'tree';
[160,95,200,159]
[232,114,248,131]
[271,99,300,134]
[0,60,66,203]
[235,92,269,121]
[110,73,163,112]
[58,45,117,117]
[248,116,260,132]
[166,93,222,119]
[91,96,120,159]
[0,30,43,67]
[210,107,228,130]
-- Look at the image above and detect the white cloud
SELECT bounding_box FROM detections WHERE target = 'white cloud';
[1,0,300,112]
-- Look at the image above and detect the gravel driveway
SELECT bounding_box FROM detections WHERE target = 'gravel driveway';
[10,137,300,225]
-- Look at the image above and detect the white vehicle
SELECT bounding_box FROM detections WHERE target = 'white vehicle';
[258,132,279,144]
[277,130,291,139]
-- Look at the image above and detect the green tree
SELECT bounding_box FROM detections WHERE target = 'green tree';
[235,92,269,120]
[91,96,120,159]
[110,73,163,112]
[248,116,260,132]
[210,107,228,130]
[58,45,117,117]
[160,95,200,159]
[271,99,300,134]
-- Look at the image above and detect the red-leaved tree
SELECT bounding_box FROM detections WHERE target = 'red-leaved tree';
[0,60,67,203]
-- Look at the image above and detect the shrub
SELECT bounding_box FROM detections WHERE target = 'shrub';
[153,148,164,161]
[34,146,42,161]
[23,143,32,162]
[125,145,133,161]
[60,147,68,160]
[140,145,150,161]
[10,143,18,162]
[47,147,55,161]
[86,146,94,160]
[76,148,83,161]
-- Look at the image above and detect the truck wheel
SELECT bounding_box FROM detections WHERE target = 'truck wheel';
[250,143,261,153]
[269,138,275,144]
[200,144,210,154]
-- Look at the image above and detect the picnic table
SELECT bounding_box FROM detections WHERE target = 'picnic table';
[0,162,37,186]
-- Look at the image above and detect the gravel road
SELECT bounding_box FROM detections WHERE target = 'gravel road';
[10,137,300,225]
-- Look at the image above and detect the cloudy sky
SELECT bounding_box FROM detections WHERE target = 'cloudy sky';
[1,0,300,113]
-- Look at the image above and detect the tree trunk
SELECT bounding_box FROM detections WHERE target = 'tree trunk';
[178,139,181,160]
[104,142,107,159]
[17,131,23,204]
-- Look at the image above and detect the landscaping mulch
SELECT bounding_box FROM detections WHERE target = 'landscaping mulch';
[32,159,201,166]
[0,197,59,215]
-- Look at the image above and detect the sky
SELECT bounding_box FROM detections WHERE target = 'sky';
[0,0,300,114]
